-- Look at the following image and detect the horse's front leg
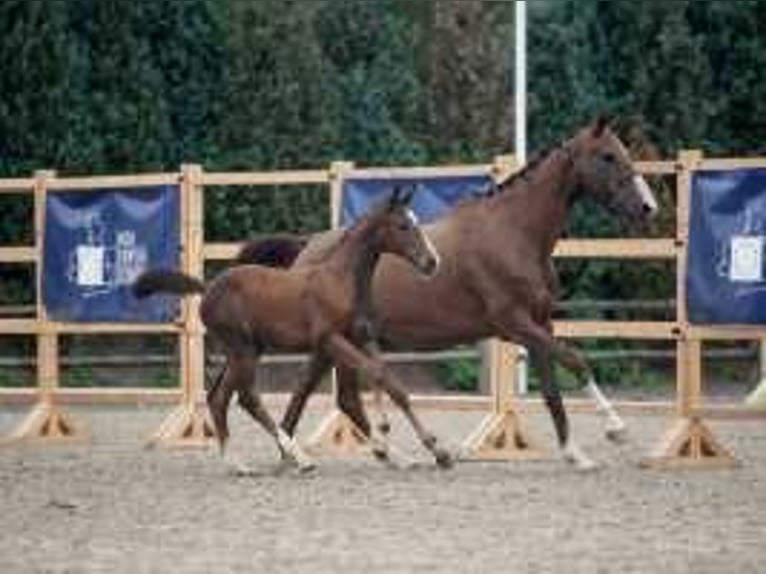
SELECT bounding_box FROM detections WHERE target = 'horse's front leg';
[363,340,392,436]
[281,351,333,436]
[324,334,453,469]
[494,312,597,471]
[552,340,627,443]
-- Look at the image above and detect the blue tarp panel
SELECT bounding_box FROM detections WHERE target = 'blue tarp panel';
[687,169,766,324]
[43,185,180,322]
[341,175,492,226]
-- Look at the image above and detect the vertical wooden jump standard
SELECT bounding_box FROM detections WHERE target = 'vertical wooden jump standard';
[642,150,736,469]
[5,170,86,444]
[147,164,215,448]
[304,161,371,456]
[461,155,546,461]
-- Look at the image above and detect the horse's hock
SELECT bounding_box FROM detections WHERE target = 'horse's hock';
[0,151,763,469]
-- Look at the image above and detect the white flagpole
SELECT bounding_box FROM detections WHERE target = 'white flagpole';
[515,0,527,165]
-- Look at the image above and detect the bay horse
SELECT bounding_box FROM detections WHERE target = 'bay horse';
[242,117,659,471]
[133,188,445,473]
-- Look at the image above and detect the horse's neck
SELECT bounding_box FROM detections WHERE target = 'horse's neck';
[328,222,380,317]
[495,148,577,256]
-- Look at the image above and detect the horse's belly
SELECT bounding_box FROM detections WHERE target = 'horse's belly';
[371,260,489,350]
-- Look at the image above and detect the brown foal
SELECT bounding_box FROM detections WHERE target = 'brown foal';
[133,188,444,473]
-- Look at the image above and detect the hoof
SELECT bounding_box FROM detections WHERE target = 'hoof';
[605,422,628,444]
[372,447,389,463]
[573,458,599,473]
[296,461,317,475]
[562,442,599,472]
[227,464,257,478]
[435,449,455,470]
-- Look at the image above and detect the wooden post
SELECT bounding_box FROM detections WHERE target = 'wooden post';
[148,164,215,448]
[461,154,545,461]
[5,170,86,444]
[304,161,371,456]
[642,150,736,469]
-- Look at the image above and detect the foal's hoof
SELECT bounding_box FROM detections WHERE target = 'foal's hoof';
[296,460,317,475]
[563,443,599,473]
[605,422,629,444]
[435,449,455,470]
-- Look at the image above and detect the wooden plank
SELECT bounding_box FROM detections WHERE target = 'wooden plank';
[554,238,677,259]
[0,387,181,406]
[48,322,182,334]
[201,170,329,186]
[0,179,34,192]
[634,160,678,175]
[698,157,766,171]
[0,246,36,263]
[553,320,678,339]
[348,164,493,180]
[687,325,766,340]
[48,173,180,190]
[0,319,38,334]
[2,389,764,421]
[203,242,242,261]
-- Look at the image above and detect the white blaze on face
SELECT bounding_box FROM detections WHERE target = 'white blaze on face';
[633,175,658,215]
[406,208,440,274]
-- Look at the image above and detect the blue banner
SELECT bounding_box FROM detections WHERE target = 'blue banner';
[341,175,492,226]
[687,169,766,324]
[43,185,180,322]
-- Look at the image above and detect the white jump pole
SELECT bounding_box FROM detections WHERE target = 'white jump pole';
[746,340,766,408]
[515,0,530,394]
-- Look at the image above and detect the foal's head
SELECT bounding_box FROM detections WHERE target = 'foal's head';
[365,187,440,277]
[568,116,659,223]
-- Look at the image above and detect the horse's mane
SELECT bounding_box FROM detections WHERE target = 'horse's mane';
[466,141,564,203]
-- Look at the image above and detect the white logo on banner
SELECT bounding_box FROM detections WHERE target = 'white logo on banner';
[76,245,105,286]
[713,202,766,296]
[729,236,763,282]
[66,212,148,298]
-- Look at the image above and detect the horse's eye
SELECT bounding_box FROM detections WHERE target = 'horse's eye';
[602,152,617,164]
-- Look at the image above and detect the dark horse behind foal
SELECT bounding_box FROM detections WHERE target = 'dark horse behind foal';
[133,188,446,474]
[241,117,659,471]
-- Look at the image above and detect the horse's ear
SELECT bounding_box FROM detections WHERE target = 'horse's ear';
[388,186,403,210]
[592,115,612,137]
[401,185,416,205]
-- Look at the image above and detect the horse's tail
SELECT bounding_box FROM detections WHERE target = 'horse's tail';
[132,269,206,299]
[236,233,309,268]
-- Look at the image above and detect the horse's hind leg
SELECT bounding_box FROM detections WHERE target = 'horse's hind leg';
[238,382,315,473]
[553,341,627,443]
[325,334,453,469]
[207,358,251,475]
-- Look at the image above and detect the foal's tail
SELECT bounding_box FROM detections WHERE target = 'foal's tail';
[132,269,206,299]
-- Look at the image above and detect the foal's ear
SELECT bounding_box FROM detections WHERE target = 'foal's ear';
[400,185,416,206]
[388,186,404,210]
[592,115,612,137]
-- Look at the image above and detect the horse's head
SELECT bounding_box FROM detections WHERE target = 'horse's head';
[370,187,440,277]
[569,116,659,224]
